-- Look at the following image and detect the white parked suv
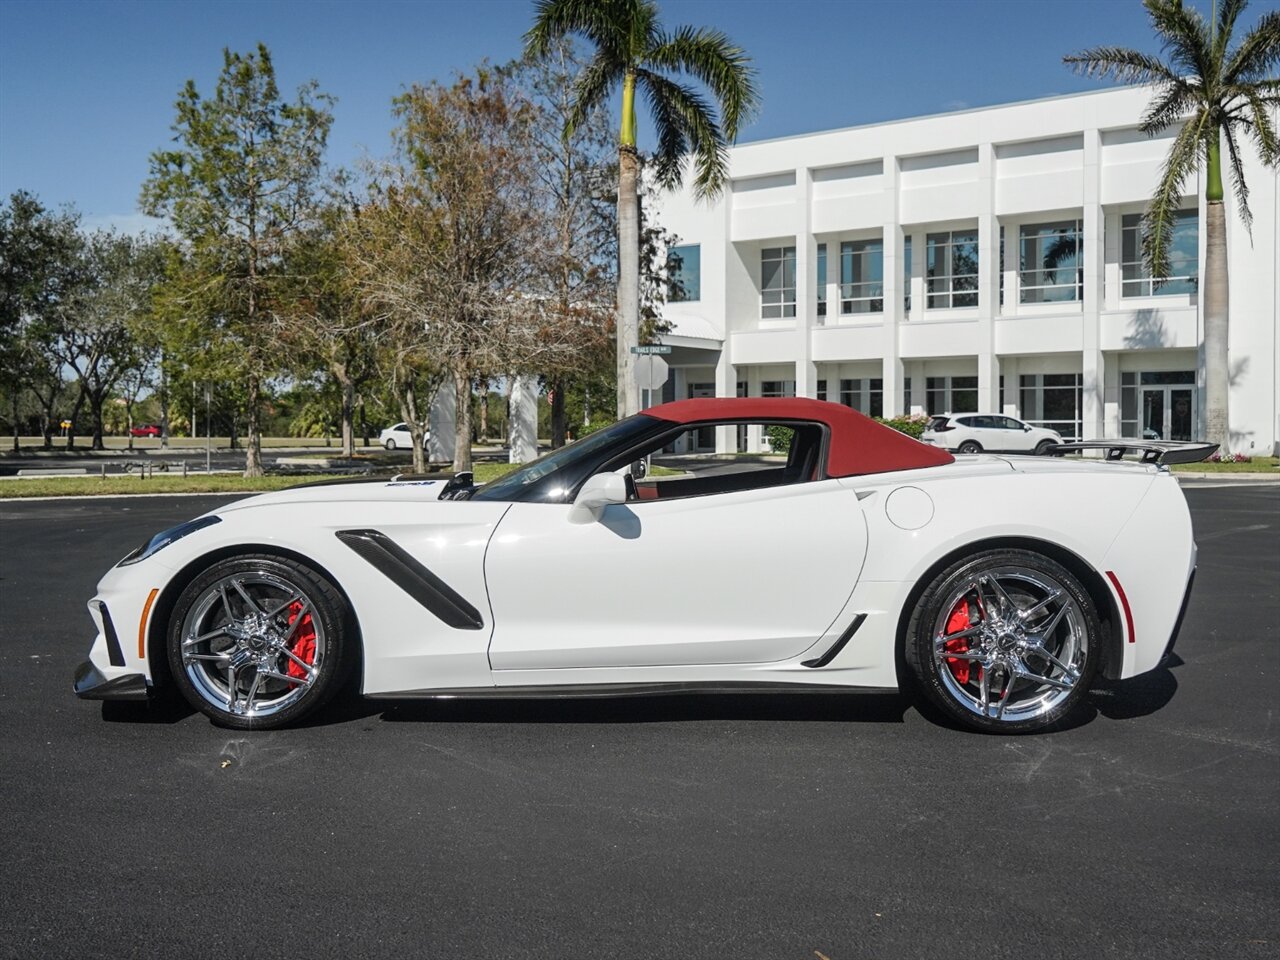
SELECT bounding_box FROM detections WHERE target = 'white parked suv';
[921,413,1062,455]
[378,423,428,450]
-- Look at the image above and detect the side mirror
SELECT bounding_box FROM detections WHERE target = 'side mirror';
[569,472,627,524]
[1024,425,1032,432]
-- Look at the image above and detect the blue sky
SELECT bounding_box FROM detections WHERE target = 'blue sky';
[0,0,1206,232]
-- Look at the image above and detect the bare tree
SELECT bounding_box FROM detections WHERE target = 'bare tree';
[344,68,575,472]
[510,43,617,448]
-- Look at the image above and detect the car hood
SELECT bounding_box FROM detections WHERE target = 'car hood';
[214,476,453,514]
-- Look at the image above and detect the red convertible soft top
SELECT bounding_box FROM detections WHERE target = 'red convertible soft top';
[645,397,954,477]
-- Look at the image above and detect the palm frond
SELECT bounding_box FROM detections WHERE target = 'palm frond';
[1214,0,1249,67]
[1144,0,1212,82]
[630,0,661,62]
[564,50,622,139]
[636,70,726,199]
[1140,79,1197,133]
[1142,111,1206,279]
[524,0,629,61]
[1221,121,1253,232]
[1239,88,1280,166]
[1223,9,1280,83]
[646,26,759,140]
[1063,45,1182,85]
[641,76,689,190]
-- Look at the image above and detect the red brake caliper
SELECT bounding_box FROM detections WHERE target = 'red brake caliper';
[285,601,317,687]
[943,596,982,685]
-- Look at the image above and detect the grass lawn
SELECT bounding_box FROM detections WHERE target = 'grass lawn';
[0,459,686,498]
[0,473,354,499]
[1171,455,1278,473]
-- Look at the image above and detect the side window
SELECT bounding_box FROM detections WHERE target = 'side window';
[957,416,978,428]
[607,422,826,503]
[1002,417,1023,430]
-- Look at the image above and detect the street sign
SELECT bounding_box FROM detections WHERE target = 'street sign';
[630,344,672,355]
[636,355,669,391]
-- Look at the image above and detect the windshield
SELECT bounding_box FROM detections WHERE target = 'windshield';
[471,415,666,503]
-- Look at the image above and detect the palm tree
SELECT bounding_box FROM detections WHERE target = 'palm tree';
[1065,0,1278,452]
[525,0,758,418]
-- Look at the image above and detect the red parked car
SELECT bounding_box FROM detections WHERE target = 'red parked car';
[129,424,162,438]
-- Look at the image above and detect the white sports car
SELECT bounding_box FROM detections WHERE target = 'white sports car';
[74,398,1212,733]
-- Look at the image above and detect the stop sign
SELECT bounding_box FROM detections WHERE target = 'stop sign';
[635,355,669,391]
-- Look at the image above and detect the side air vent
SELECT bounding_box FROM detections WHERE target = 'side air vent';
[336,529,484,630]
[802,614,867,668]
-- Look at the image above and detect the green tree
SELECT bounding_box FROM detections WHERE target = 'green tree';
[277,193,380,458]
[50,232,165,450]
[141,44,334,476]
[1065,0,1279,452]
[525,0,758,419]
[0,192,81,450]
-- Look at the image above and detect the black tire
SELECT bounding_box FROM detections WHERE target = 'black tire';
[957,440,982,454]
[1034,439,1057,456]
[166,554,356,730]
[384,439,396,450]
[904,548,1101,733]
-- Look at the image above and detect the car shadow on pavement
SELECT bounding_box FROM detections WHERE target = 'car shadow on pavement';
[373,691,914,726]
[1086,654,1181,721]
[95,661,1177,730]
[100,696,195,724]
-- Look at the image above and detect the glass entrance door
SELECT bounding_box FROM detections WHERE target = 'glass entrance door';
[1140,385,1196,440]
[1169,388,1193,441]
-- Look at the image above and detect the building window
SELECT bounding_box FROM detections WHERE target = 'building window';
[760,379,796,398]
[903,375,913,413]
[666,244,700,302]
[838,378,883,418]
[816,378,827,401]
[926,229,979,308]
[926,375,978,414]
[1020,220,1083,303]
[1020,373,1083,440]
[904,237,912,312]
[816,243,827,318]
[1121,372,1138,438]
[1122,211,1198,297]
[761,247,796,319]
[840,239,883,314]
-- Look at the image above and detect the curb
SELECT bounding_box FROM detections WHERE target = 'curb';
[1174,472,1280,482]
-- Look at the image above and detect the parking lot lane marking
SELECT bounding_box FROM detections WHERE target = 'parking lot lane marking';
[139,588,159,658]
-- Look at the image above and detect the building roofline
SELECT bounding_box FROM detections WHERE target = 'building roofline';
[731,84,1150,151]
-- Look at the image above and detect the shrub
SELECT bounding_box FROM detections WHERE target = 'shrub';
[874,414,929,440]
[764,424,793,453]
[1209,451,1251,463]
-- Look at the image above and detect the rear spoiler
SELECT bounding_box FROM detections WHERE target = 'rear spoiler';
[1045,440,1219,465]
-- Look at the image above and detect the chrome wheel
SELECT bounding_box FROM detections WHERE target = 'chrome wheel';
[931,566,1086,723]
[179,571,327,719]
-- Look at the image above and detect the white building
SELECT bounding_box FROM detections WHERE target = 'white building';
[653,86,1279,455]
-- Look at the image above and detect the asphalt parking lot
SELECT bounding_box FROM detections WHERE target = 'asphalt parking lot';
[0,486,1276,959]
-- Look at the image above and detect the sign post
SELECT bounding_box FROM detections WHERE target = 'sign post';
[203,383,212,474]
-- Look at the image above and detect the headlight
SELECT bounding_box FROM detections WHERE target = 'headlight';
[118,516,221,566]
